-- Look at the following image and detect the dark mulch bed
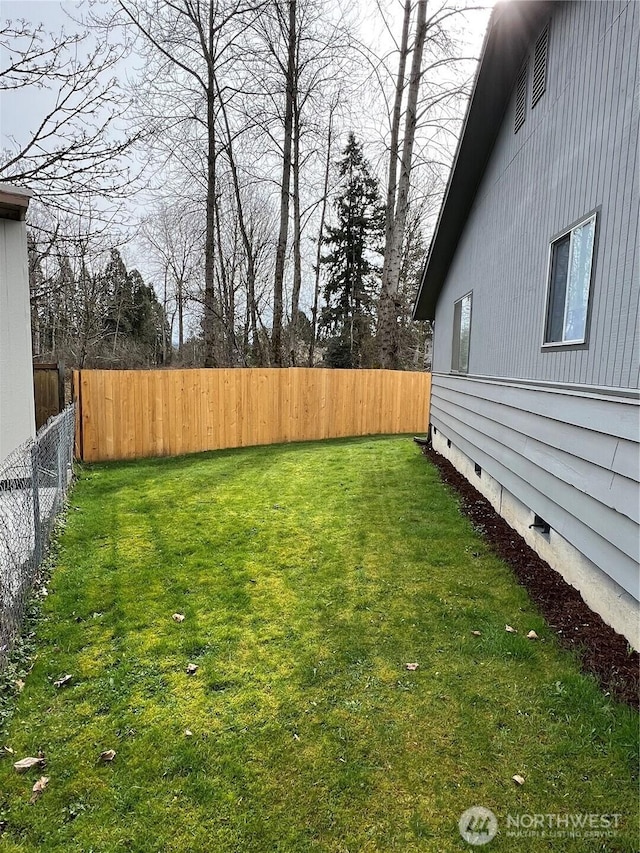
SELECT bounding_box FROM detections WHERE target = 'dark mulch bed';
[421,445,639,709]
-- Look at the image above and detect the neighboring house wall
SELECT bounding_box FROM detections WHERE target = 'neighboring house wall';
[0,188,35,460]
[429,1,639,645]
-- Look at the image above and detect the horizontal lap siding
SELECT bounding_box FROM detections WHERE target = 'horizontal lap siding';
[430,375,639,600]
[433,0,639,390]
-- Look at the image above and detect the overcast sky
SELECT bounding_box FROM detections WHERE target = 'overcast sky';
[1,0,491,329]
[1,0,492,152]
[1,0,125,149]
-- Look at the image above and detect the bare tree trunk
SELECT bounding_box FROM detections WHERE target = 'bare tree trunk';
[31,303,40,357]
[248,252,260,363]
[217,79,261,365]
[379,0,427,370]
[214,191,231,365]
[289,95,302,366]
[382,0,411,282]
[272,0,296,367]
[308,103,335,367]
[203,2,218,368]
[177,277,184,356]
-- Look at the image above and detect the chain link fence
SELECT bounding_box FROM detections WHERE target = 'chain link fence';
[0,404,75,666]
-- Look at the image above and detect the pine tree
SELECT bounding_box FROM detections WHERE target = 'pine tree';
[98,250,166,365]
[102,249,135,350]
[320,133,384,368]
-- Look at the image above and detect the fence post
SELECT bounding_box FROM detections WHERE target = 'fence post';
[30,442,43,568]
[56,426,64,511]
[65,405,74,489]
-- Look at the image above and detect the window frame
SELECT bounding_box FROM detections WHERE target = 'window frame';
[451,291,472,374]
[541,210,598,349]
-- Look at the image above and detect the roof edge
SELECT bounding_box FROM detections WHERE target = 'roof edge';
[413,1,554,321]
[0,183,33,221]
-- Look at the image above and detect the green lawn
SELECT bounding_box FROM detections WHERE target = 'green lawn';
[0,437,637,852]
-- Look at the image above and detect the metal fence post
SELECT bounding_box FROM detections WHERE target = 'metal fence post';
[1,405,75,670]
[56,426,64,511]
[30,442,42,568]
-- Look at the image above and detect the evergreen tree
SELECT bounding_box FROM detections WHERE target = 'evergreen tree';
[320,133,384,368]
[102,248,135,348]
[101,250,167,365]
[129,269,166,364]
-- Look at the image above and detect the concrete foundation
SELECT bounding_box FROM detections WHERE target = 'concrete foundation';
[431,429,639,650]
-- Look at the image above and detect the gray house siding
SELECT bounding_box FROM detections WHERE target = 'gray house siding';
[426,0,639,634]
[430,376,639,601]
[432,0,639,388]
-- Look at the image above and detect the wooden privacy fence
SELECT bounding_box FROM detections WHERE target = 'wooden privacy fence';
[72,368,431,462]
[33,362,65,430]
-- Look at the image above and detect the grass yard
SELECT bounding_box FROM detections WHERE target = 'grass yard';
[0,436,637,852]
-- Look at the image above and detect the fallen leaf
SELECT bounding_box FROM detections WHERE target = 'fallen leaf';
[100,749,116,762]
[293,733,300,741]
[14,757,45,773]
[172,613,185,623]
[186,663,198,675]
[54,674,73,688]
[14,680,25,693]
[405,663,419,671]
[505,625,518,634]
[184,729,193,737]
[526,630,539,640]
[512,774,525,786]
[29,776,49,803]
[471,631,482,637]
[3,746,14,755]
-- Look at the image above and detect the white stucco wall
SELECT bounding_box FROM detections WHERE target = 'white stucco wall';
[0,217,35,460]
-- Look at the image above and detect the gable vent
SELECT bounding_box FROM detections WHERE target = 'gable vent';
[532,26,549,107]
[514,63,527,133]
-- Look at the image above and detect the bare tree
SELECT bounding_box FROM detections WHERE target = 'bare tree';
[373,0,480,368]
[94,0,268,367]
[216,80,268,364]
[268,0,297,367]
[308,98,337,366]
[139,202,203,362]
[378,0,427,369]
[0,21,140,209]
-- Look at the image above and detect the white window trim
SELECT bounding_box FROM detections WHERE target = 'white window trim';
[541,211,597,348]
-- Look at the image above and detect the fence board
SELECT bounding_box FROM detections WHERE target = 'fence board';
[33,362,65,430]
[73,368,431,462]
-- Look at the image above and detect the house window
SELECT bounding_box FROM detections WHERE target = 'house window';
[531,25,549,107]
[514,63,527,133]
[543,213,596,345]
[452,292,472,373]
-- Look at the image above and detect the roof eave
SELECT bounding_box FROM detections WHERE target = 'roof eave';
[0,184,33,221]
[413,0,554,321]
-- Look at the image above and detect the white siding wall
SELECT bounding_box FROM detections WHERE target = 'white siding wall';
[0,218,35,459]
